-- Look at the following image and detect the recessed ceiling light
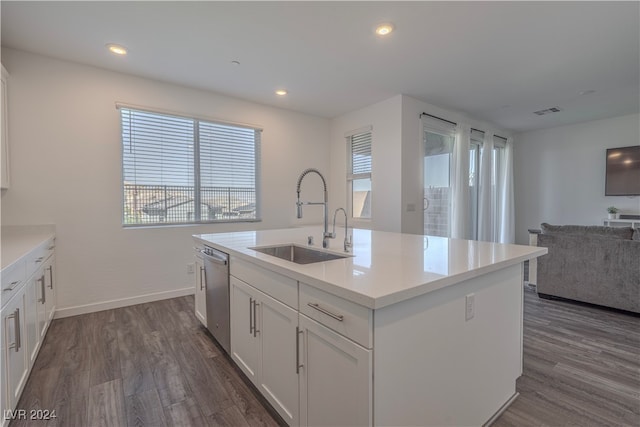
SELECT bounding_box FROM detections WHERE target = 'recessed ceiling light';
[275,89,288,96]
[375,23,394,36]
[106,43,127,55]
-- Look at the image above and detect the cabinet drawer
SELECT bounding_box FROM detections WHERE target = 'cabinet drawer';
[1,261,25,309]
[25,239,53,278]
[300,282,372,348]
[231,258,297,309]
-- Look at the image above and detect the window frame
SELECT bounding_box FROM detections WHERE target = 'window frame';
[422,123,456,237]
[346,126,373,220]
[118,105,262,227]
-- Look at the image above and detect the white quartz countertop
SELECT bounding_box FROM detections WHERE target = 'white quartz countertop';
[194,227,547,309]
[1,225,56,270]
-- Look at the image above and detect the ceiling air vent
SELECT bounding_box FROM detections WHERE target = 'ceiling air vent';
[534,107,562,116]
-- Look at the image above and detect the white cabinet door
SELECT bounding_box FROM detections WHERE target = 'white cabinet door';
[299,314,372,427]
[230,276,259,384]
[194,256,206,326]
[3,287,28,411]
[231,275,300,425]
[44,256,56,324]
[25,276,40,365]
[258,291,299,426]
[35,271,47,340]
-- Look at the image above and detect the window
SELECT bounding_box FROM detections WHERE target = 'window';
[423,128,455,237]
[347,128,372,219]
[120,107,261,226]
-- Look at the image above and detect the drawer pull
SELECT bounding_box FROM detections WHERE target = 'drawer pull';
[7,308,21,352]
[3,281,20,292]
[307,302,344,321]
[47,245,55,250]
[35,257,44,263]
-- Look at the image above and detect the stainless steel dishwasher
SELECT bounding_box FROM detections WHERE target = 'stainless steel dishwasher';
[201,246,230,354]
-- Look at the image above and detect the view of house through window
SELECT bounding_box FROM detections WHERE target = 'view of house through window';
[120,107,260,225]
[347,129,372,219]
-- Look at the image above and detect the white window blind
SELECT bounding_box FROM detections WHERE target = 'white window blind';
[347,130,372,219]
[120,107,260,225]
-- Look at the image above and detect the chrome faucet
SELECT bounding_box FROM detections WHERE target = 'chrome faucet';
[331,208,352,252]
[296,168,332,248]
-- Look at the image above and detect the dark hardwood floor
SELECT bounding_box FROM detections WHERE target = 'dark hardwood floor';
[494,287,640,426]
[11,289,640,426]
[11,296,282,427]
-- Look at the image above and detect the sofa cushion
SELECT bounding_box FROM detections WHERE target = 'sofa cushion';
[540,223,633,240]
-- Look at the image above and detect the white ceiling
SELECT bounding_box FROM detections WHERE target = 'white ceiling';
[1,1,638,132]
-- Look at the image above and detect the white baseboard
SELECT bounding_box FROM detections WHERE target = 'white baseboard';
[54,287,195,319]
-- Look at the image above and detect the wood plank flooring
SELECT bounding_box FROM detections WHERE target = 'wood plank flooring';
[11,289,640,426]
[494,287,640,426]
[11,296,281,427]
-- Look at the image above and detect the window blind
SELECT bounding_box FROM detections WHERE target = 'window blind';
[350,131,372,176]
[120,107,260,225]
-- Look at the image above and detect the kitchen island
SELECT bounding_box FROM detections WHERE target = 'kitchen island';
[194,227,547,426]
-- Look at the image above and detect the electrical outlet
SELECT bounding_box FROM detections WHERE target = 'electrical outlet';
[187,263,195,274]
[465,293,475,321]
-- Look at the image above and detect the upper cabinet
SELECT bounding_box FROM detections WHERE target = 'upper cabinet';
[1,64,10,189]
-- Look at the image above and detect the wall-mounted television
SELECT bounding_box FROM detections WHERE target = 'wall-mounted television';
[605,145,640,196]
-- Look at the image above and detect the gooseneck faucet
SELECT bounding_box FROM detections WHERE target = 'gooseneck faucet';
[296,168,332,248]
[331,208,353,252]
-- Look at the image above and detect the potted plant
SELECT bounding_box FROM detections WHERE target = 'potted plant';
[607,206,619,219]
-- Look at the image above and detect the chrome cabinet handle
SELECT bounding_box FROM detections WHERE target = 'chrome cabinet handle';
[48,266,54,290]
[47,245,55,250]
[253,301,259,337]
[307,302,344,321]
[35,256,44,263]
[296,327,304,374]
[249,298,254,334]
[7,308,21,352]
[199,266,205,291]
[38,276,46,304]
[3,280,20,292]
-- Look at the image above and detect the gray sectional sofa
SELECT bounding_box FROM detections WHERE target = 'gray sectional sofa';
[534,223,640,314]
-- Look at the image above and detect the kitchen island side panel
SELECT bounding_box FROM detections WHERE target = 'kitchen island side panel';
[373,263,523,426]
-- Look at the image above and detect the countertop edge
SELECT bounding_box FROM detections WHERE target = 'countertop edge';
[194,234,547,310]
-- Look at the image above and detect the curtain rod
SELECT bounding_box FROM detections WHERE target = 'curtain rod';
[420,112,457,126]
[470,127,508,142]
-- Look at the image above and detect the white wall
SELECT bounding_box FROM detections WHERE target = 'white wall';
[514,113,640,244]
[400,95,511,235]
[328,95,403,232]
[0,48,329,314]
[329,94,510,235]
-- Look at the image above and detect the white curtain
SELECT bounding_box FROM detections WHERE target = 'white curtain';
[498,138,515,243]
[477,133,494,241]
[450,125,470,239]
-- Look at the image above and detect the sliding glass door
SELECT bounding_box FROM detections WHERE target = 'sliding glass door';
[423,130,454,237]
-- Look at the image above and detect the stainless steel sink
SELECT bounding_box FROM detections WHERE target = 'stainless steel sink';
[250,244,351,264]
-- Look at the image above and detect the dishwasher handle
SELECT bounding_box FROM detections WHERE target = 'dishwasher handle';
[200,249,228,266]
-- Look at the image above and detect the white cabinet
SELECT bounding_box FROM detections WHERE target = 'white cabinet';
[230,276,299,426]
[225,256,373,427]
[194,254,206,326]
[1,64,10,189]
[230,277,259,383]
[35,269,47,340]
[1,232,56,427]
[44,256,56,324]
[25,274,41,365]
[298,314,372,427]
[2,286,28,414]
